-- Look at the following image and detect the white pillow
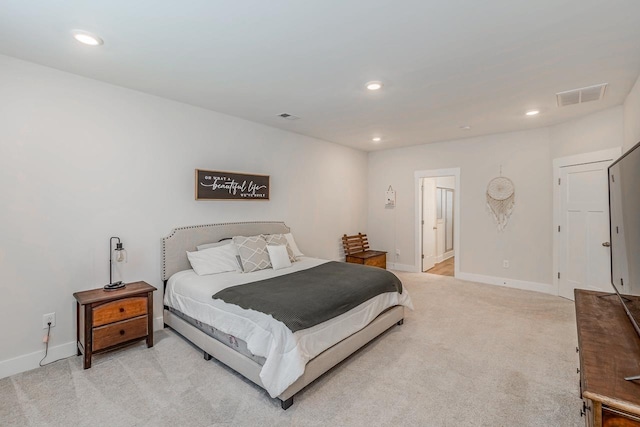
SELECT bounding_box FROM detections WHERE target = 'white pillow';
[267,244,292,270]
[196,240,231,251]
[196,240,243,271]
[186,244,240,276]
[284,233,304,258]
[262,234,296,262]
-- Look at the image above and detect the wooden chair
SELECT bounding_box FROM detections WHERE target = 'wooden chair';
[341,233,387,269]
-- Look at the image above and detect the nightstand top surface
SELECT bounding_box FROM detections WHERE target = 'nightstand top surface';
[73,281,156,305]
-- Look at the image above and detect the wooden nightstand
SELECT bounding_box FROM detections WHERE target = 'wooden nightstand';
[73,281,156,369]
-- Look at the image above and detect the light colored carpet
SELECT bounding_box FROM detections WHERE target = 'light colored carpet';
[0,272,582,426]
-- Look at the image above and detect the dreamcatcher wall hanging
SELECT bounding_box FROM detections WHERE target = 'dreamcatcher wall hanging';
[486,168,515,231]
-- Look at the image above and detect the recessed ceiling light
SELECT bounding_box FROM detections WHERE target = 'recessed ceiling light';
[372,137,382,142]
[525,110,540,116]
[72,30,104,46]
[366,81,383,91]
[460,125,471,130]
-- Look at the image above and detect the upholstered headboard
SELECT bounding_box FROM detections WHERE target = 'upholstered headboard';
[161,221,290,282]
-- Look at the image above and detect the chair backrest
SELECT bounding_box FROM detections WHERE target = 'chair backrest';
[342,233,370,255]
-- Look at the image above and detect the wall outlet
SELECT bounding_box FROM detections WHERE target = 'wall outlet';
[43,312,56,329]
[503,260,510,269]
[395,249,400,257]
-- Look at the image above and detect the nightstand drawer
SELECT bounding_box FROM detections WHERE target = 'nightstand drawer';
[93,316,148,351]
[93,297,147,327]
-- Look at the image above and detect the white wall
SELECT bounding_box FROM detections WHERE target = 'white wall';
[368,107,624,289]
[0,55,368,376]
[624,75,640,152]
[369,128,552,285]
[549,106,624,159]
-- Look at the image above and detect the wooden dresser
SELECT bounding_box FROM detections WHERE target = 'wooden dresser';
[575,289,640,426]
[74,281,156,369]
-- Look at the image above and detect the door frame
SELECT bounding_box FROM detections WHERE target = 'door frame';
[415,168,461,277]
[552,147,621,296]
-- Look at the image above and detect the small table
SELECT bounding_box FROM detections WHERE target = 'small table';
[73,281,156,369]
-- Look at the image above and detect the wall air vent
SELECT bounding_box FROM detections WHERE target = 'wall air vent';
[277,113,301,120]
[556,83,607,107]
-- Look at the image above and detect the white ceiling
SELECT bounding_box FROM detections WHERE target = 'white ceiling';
[1,0,640,152]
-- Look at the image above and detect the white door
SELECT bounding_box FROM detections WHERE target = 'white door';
[422,179,437,271]
[558,161,612,300]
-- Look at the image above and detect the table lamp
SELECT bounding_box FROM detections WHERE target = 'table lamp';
[104,236,127,291]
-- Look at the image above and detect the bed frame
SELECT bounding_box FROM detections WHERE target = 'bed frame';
[161,221,404,409]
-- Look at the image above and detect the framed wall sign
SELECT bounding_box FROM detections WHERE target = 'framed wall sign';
[195,169,270,201]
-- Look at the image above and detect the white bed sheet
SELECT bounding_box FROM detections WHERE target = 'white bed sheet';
[164,257,413,398]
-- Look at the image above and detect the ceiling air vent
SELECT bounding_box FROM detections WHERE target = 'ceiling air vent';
[277,113,300,120]
[556,83,607,107]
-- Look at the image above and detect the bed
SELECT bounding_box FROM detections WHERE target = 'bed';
[162,221,412,409]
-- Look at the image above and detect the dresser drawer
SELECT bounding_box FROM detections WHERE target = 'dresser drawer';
[93,316,148,351]
[93,297,147,327]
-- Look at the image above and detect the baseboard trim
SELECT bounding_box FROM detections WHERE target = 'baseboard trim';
[388,263,420,273]
[0,341,77,379]
[457,272,555,295]
[0,316,167,380]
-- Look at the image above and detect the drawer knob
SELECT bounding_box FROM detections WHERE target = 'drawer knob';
[120,330,125,336]
[120,307,125,313]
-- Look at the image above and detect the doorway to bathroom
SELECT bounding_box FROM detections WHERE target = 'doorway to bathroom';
[415,168,460,277]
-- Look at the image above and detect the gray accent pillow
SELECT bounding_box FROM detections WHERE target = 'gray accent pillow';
[232,235,271,273]
[262,234,296,262]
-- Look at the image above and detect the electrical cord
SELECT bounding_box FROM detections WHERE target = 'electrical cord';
[38,322,66,367]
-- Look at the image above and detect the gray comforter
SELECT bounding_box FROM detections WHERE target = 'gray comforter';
[212,261,402,332]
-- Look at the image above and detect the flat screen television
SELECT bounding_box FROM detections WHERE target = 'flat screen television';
[608,141,640,376]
